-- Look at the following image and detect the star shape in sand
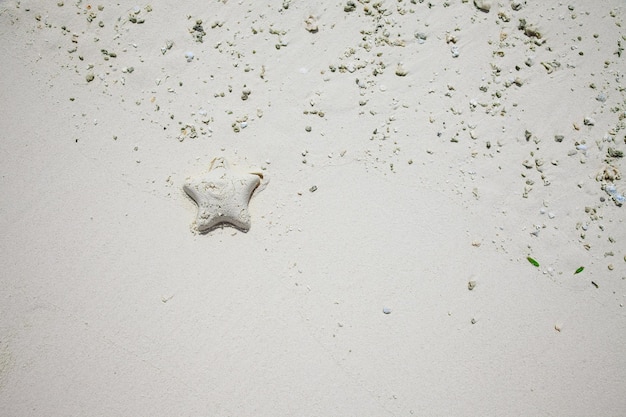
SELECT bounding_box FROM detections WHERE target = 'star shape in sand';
[183,157,263,233]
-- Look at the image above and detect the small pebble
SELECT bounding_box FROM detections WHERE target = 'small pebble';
[414,32,427,43]
[304,15,318,33]
[474,0,492,12]
[382,307,392,314]
[395,64,408,77]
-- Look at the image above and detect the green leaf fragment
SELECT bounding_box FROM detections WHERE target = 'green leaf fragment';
[527,256,539,267]
[574,266,584,275]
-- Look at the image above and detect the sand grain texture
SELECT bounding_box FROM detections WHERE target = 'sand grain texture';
[1,1,625,416]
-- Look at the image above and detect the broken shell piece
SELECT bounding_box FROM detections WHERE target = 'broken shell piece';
[605,184,625,206]
[596,165,621,182]
[445,33,458,44]
[304,15,318,33]
[161,40,174,54]
[518,19,542,39]
[344,1,356,12]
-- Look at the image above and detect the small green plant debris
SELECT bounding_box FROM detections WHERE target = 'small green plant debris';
[527,256,540,267]
[574,266,585,275]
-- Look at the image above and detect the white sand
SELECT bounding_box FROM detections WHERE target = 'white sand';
[1,0,625,415]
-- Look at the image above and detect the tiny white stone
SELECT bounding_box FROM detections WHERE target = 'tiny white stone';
[382,307,392,314]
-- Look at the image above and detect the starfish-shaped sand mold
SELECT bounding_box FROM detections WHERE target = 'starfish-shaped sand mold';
[183,157,264,233]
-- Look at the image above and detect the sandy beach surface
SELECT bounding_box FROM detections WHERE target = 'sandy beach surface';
[1,1,625,415]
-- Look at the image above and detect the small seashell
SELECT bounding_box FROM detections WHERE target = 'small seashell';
[185,51,194,62]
